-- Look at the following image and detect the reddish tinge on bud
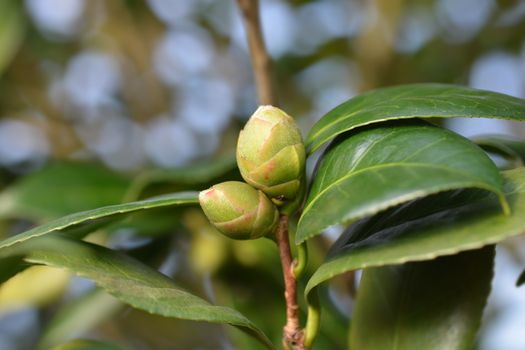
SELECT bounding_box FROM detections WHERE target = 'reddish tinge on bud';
[237,106,306,211]
[199,181,279,240]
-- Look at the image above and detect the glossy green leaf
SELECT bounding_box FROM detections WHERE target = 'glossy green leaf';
[297,121,506,243]
[306,84,525,153]
[52,339,123,350]
[350,247,494,350]
[2,234,274,350]
[0,192,198,251]
[0,162,129,220]
[305,168,525,296]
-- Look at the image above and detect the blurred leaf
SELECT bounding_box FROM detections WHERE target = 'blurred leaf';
[305,167,525,296]
[0,265,70,312]
[52,339,123,350]
[0,0,25,76]
[517,269,525,287]
[0,191,198,251]
[475,136,525,168]
[38,289,123,350]
[350,247,494,350]
[0,162,130,221]
[1,234,274,350]
[306,84,525,153]
[124,154,238,201]
[297,121,506,243]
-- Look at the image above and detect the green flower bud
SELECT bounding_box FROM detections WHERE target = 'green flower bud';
[199,181,279,240]
[237,106,306,208]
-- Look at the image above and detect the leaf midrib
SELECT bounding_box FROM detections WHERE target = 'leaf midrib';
[302,162,500,216]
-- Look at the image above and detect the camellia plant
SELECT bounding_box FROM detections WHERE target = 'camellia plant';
[2,83,525,350]
[3,2,525,350]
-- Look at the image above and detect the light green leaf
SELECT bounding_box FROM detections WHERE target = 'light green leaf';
[52,339,123,350]
[2,234,274,350]
[0,192,198,251]
[306,84,525,153]
[305,168,525,296]
[0,0,25,76]
[350,247,494,350]
[297,121,506,243]
[0,162,129,221]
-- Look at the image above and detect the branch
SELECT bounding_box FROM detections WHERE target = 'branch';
[236,0,278,106]
[235,1,307,348]
[276,215,305,350]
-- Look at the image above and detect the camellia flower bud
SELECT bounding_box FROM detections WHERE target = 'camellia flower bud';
[199,181,279,240]
[237,106,306,209]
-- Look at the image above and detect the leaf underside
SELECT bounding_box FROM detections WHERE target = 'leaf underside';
[306,167,525,296]
[350,247,495,350]
[0,192,199,251]
[306,83,525,153]
[0,235,274,350]
[297,121,506,243]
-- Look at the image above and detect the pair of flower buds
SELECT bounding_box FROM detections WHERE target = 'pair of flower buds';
[199,106,306,240]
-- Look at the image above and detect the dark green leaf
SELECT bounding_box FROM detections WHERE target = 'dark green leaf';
[52,339,123,350]
[0,191,198,251]
[0,162,129,220]
[2,234,274,350]
[297,121,506,243]
[517,270,525,287]
[0,255,26,284]
[305,167,525,296]
[350,247,494,350]
[306,84,525,153]
[475,136,525,169]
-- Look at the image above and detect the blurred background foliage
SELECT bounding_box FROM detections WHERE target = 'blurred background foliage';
[1,0,525,349]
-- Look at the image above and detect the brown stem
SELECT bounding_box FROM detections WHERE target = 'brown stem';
[235,1,303,347]
[236,0,278,106]
[276,215,306,350]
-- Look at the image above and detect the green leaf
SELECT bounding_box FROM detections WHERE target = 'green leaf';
[0,191,199,251]
[517,270,525,287]
[0,256,26,284]
[305,168,525,296]
[3,234,274,350]
[306,84,525,153]
[475,136,525,169]
[0,0,25,76]
[297,121,506,243]
[350,247,494,350]
[38,289,123,350]
[0,162,130,221]
[52,339,123,350]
